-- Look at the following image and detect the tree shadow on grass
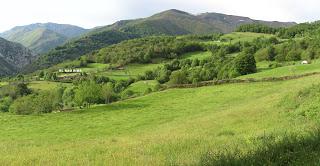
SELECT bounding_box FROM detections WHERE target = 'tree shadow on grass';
[200,130,320,166]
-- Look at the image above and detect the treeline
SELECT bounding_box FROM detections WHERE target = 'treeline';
[137,42,259,85]
[277,22,320,38]
[0,74,156,115]
[236,24,280,34]
[237,22,320,39]
[255,37,320,63]
[89,36,207,66]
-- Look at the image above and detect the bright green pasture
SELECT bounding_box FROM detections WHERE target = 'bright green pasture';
[1,74,320,165]
[99,63,162,80]
[28,81,71,91]
[204,32,275,45]
[0,82,8,87]
[180,51,212,60]
[239,62,320,79]
[124,80,159,95]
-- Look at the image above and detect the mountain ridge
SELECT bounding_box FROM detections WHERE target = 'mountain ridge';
[0,37,36,76]
[0,23,88,54]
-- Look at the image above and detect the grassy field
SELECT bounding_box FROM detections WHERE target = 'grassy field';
[28,81,71,91]
[1,73,320,165]
[124,80,159,95]
[98,63,162,80]
[0,82,8,87]
[239,62,320,79]
[80,63,109,73]
[180,51,212,60]
[204,32,275,45]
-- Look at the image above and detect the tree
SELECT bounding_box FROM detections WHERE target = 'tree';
[16,74,24,82]
[74,81,102,107]
[286,50,301,61]
[234,52,257,75]
[0,97,12,112]
[39,71,45,78]
[102,82,114,104]
[14,83,32,98]
[62,87,76,108]
[168,70,188,85]
[267,46,276,61]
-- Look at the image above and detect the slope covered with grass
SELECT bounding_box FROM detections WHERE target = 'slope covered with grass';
[1,73,320,165]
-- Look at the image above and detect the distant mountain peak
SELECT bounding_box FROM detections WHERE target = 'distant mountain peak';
[0,23,88,54]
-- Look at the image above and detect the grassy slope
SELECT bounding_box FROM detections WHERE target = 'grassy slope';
[180,51,212,60]
[239,62,320,79]
[124,80,159,95]
[28,81,71,91]
[204,32,275,45]
[1,74,320,165]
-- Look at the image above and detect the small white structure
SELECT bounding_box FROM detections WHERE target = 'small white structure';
[301,60,309,65]
[58,69,82,73]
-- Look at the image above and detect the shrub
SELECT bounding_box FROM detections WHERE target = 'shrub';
[234,52,257,75]
[0,97,12,112]
[9,92,59,115]
[168,70,189,85]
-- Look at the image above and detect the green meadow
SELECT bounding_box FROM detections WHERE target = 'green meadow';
[1,72,320,165]
[240,62,320,79]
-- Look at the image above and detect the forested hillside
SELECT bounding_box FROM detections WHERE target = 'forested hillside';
[24,9,295,74]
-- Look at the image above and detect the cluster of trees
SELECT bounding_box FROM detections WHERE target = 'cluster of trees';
[90,36,205,66]
[236,24,280,34]
[237,22,320,39]
[139,46,257,85]
[277,22,320,38]
[0,74,156,115]
[254,38,320,63]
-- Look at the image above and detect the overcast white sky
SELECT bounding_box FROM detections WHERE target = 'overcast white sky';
[0,0,319,32]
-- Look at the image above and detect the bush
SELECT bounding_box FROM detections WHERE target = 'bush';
[0,97,12,112]
[234,53,257,75]
[168,70,189,85]
[9,92,59,115]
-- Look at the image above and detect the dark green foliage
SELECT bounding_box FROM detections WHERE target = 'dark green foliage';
[234,52,257,76]
[267,46,276,61]
[236,24,279,34]
[168,70,188,85]
[0,82,32,99]
[286,50,301,61]
[278,22,320,38]
[93,36,205,65]
[74,81,103,107]
[9,91,60,115]
[0,97,12,112]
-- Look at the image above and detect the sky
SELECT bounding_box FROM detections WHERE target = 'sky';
[0,0,320,32]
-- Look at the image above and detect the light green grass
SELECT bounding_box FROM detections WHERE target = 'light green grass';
[239,63,320,79]
[99,63,162,80]
[80,63,109,73]
[1,74,320,165]
[0,82,8,87]
[204,32,275,45]
[180,51,212,60]
[124,80,159,95]
[28,81,71,91]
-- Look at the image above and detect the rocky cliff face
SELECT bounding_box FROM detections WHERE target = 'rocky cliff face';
[0,37,36,76]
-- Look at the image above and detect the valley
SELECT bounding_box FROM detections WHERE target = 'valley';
[1,8,320,165]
